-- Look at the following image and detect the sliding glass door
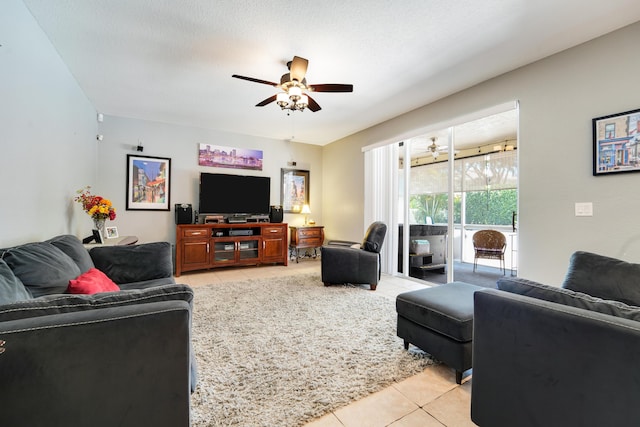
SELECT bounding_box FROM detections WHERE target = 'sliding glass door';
[364,104,519,282]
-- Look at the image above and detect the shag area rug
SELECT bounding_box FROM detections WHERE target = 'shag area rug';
[190,273,433,426]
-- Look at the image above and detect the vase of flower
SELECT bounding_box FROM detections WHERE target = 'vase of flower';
[93,217,106,238]
[75,186,117,239]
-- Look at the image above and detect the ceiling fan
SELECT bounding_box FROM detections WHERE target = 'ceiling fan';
[427,137,450,159]
[232,56,353,113]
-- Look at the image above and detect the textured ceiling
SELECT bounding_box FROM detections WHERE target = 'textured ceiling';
[22,0,640,145]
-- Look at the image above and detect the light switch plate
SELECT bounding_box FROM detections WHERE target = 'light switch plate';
[575,202,593,217]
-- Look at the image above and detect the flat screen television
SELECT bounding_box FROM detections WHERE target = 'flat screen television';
[199,173,271,215]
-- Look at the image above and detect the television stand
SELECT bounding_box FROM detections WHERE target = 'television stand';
[175,223,288,276]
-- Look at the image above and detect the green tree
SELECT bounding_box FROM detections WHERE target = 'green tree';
[465,189,517,225]
[409,193,462,224]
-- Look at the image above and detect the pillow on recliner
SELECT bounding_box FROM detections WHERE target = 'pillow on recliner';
[0,259,32,304]
[1,242,81,297]
[47,234,94,273]
[68,268,120,295]
[562,251,640,306]
[498,276,640,321]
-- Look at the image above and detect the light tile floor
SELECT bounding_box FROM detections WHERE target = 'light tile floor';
[176,259,474,427]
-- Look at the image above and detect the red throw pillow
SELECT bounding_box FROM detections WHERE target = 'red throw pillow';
[68,268,120,295]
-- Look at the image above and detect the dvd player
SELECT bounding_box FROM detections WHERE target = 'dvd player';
[229,229,253,236]
[227,217,247,224]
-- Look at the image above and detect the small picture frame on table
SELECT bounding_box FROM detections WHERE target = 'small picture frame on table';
[106,226,119,239]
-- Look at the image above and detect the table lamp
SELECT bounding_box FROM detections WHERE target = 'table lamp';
[301,204,311,225]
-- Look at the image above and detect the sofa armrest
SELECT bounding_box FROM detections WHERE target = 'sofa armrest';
[0,300,191,427]
[89,241,174,285]
[471,289,640,427]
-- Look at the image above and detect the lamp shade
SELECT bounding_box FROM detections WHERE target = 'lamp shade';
[301,204,311,214]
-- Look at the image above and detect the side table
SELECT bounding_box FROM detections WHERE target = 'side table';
[289,226,325,263]
[83,235,138,249]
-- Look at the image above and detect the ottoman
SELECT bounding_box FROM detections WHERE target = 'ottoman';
[396,281,482,384]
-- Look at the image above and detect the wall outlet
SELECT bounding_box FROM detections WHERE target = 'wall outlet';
[575,202,593,217]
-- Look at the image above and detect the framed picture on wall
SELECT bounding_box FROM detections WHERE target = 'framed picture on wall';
[593,108,640,176]
[281,169,309,213]
[126,155,171,210]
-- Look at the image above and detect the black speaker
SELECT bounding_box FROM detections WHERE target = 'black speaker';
[175,204,193,224]
[269,205,283,223]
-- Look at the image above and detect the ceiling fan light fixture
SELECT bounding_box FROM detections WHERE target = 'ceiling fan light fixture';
[232,55,352,114]
[296,94,309,110]
[288,85,302,102]
[276,92,289,108]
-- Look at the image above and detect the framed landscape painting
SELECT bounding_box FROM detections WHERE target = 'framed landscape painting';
[281,169,309,213]
[593,108,640,176]
[126,155,171,210]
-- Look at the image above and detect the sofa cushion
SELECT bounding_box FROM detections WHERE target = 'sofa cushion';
[0,284,194,323]
[562,251,640,306]
[0,259,32,304]
[90,242,173,284]
[47,234,94,273]
[1,242,81,297]
[68,268,120,295]
[498,277,640,322]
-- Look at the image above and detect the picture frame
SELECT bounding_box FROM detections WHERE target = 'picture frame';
[281,169,309,213]
[92,229,104,245]
[593,108,640,176]
[126,155,171,210]
[198,143,263,171]
[105,226,119,239]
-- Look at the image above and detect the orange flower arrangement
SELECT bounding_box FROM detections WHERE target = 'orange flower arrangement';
[74,186,116,221]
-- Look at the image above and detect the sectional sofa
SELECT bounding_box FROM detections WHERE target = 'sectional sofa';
[0,234,195,427]
[471,251,640,426]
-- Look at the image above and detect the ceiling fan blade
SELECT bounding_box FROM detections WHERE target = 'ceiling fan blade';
[232,74,278,87]
[289,56,308,82]
[309,83,353,93]
[306,95,321,112]
[255,95,277,107]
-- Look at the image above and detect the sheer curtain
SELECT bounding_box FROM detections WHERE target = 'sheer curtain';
[364,144,398,274]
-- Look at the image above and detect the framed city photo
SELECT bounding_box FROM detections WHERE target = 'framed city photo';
[126,155,171,210]
[593,108,640,176]
[281,169,309,213]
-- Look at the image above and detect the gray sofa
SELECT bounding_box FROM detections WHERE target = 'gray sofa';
[471,251,640,427]
[0,235,195,427]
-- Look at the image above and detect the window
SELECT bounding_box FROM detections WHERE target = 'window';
[605,123,615,139]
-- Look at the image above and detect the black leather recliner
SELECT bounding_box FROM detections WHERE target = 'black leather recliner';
[321,222,387,290]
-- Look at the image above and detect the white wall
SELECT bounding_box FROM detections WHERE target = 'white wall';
[0,0,97,247]
[323,21,640,285]
[5,0,640,286]
[97,116,323,244]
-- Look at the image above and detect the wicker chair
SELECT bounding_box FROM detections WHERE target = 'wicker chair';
[472,230,506,275]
